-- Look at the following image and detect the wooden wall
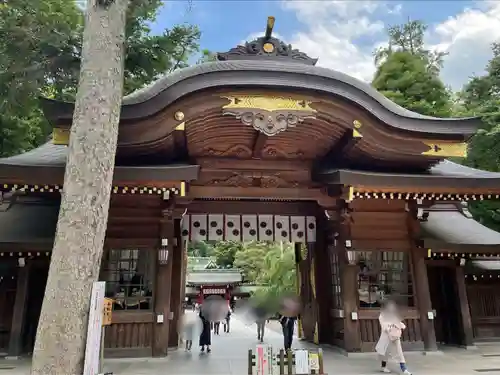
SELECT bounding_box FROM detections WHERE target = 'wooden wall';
[103,195,162,358]
[343,199,423,351]
[467,278,500,340]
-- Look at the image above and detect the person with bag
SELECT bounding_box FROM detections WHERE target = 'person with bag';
[375,300,412,374]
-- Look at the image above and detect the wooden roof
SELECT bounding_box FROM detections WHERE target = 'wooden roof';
[35,31,479,173]
[421,203,500,251]
[316,160,500,196]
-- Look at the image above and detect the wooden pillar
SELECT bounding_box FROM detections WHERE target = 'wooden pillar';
[455,266,474,347]
[335,204,361,352]
[341,264,361,352]
[168,218,183,348]
[407,203,437,351]
[153,215,174,357]
[7,262,31,358]
[315,214,333,344]
[411,249,438,351]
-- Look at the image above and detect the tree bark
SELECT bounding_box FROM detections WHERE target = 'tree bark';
[31,1,128,374]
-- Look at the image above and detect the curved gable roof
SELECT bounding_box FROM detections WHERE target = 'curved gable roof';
[41,60,481,137]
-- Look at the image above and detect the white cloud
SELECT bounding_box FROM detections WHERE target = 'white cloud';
[277,0,500,90]
[279,0,388,82]
[428,1,500,90]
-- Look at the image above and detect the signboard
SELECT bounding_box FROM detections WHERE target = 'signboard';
[309,352,320,371]
[203,288,226,295]
[103,298,113,326]
[255,344,273,375]
[295,349,310,374]
[83,282,106,375]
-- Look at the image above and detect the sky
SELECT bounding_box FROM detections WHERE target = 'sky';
[150,0,500,91]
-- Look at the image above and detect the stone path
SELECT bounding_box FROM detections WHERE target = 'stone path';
[4,315,500,374]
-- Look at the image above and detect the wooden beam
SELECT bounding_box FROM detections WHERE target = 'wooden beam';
[172,128,188,161]
[314,129,360,169]
[252,132,267,158]
[188,185,336,206]
[186,200,320,215]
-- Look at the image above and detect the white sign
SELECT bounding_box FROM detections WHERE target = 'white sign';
[295,349,310,374]
[309,352,320,371]
[255,344,273,375]
[203,288,226,294]
[83,282,106,375]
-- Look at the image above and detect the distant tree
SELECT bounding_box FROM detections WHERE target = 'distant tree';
[213,241,242,268]
[197,48,217,64]
[187,241,214,257]
[458,42,500,231]
[374,19,446,75]
[233,241,269,282]
[372,51,452,117]
[254,242,296,299]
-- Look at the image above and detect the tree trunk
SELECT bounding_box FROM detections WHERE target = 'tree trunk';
[31,0,128,374]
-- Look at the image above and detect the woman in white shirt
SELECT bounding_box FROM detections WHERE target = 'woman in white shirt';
[375,300,412,374]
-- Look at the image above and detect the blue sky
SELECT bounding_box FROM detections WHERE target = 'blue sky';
[150,1,500,90]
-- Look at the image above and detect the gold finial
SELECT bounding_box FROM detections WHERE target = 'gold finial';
[265,16,275,39]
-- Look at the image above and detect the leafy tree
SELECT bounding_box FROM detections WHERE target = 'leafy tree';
[372,51,452,117]
[187,241,214,257]
[233,241,270,282]
[254,242,296,299]
[213,241,243,268]
[197,48,217,64]
[374,19,446,75]
[459,43,500,231]
[0,0,202,157]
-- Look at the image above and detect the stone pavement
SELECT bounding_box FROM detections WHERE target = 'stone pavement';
[4,315,500,374]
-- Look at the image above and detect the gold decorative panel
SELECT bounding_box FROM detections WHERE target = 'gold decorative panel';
[421,141,467,157]
[52,128,70,145]
[221,95,316,136]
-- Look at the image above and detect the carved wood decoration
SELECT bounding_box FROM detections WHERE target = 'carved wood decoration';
[221,96,317,137]
[181,214,316,243]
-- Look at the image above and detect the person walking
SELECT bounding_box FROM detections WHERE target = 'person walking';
[199,310,212,353]
[224,310,231,333]
[279,314,297,351]
[256,317,266,343]
[181,310,198,352]
[375,300,412,374]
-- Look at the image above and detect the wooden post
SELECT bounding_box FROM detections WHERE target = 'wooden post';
[168,219,183,348]
[7,262,31,358]
[153,215,174,356]
[411,248,438,351]
[315,215,333,344]
[455,266,474,347]
[341,264,361,352]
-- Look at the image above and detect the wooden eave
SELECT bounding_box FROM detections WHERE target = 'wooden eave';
[0,143,199,188]
[419,203,500,251]
[41,60,478,169]
[40,60,481,137]
[316,160,500,198]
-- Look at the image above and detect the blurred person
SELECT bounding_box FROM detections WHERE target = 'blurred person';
[199,310,212,353]
[213,320,221,335]
[279,314,297,351]
[181,310,201,352]
[256,316,266,343]
[375,300,412,374]
[224,309,231,333]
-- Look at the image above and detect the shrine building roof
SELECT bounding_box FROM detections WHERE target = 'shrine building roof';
[420,203,500,251]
